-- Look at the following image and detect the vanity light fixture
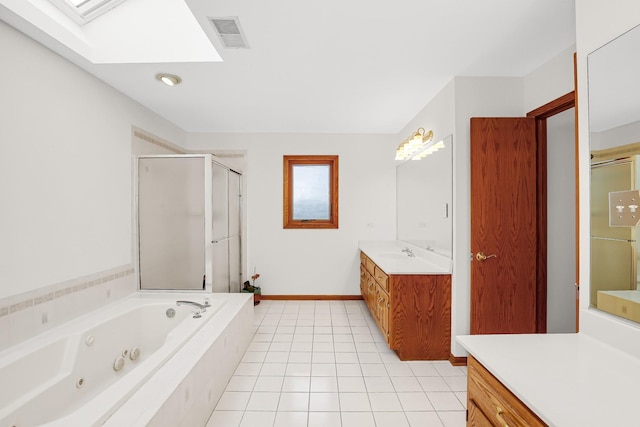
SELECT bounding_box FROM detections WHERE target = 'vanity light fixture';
[395,127,434,160]
[155,73,182,87]
[412,139,446,160]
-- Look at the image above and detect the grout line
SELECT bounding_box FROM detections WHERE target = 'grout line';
[228,300,467,427]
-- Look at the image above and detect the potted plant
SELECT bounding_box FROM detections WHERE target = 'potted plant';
[242,271,261,305]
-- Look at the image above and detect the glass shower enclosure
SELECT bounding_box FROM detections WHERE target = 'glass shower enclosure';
[136,154,242,292]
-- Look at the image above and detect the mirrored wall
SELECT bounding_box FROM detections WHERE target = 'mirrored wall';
[396,135,453,258]
[589,23,640,324]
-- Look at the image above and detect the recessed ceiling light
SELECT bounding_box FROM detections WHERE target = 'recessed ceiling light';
[155,73,182,86]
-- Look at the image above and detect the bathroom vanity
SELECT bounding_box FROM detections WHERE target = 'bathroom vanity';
[359,241,452,360]
[458,333,640,426]
[466,354,545,426]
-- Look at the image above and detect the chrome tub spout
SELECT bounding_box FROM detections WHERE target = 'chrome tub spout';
[176,300,207,318]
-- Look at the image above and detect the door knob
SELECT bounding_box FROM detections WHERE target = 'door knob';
[476,252,497,262]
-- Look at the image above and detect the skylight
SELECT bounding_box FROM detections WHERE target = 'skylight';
[49,0,127,25]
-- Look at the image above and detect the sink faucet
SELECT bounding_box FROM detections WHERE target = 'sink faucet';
[176,300,207,318]
[401,247,415,257]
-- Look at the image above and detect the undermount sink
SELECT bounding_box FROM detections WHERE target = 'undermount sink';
[377,253,413,261]
[359,241,452,274]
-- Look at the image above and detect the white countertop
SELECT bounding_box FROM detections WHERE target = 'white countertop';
[457,333,640,427]
[359,240,452,274]
[599,289,640,303]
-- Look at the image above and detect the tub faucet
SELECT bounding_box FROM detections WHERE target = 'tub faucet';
[401,247,415,257]
[176,300,207,318]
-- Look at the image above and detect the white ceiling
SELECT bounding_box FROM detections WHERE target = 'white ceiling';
[0,0,576,134]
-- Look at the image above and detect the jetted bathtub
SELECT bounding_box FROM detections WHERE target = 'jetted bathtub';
[0,292,253,427]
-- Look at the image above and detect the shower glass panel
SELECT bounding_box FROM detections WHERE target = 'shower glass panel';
[138,157,205,290]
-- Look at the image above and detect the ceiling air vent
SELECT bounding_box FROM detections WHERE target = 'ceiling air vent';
[210,17,250,49]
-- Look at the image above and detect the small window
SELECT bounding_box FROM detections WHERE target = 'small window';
[283,155,339,229]
[49,0,127,25]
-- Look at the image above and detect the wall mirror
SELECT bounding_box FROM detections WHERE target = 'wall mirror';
[396,134,453,258]
[589,23,640,324]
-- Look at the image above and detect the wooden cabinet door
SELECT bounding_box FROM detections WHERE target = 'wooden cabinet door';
[468,401,494,426]
[467,356,546,427]
[377,285,390,342]
[367,272,376,308]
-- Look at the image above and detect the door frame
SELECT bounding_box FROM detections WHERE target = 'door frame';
[526,91,576,333]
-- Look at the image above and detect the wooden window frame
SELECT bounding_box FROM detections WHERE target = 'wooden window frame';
[283,155,339,229]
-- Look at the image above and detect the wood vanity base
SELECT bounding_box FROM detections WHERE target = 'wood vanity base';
[467,356,546,426]
[360,251,451,360]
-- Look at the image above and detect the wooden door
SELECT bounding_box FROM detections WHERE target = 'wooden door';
[470,117,538,334]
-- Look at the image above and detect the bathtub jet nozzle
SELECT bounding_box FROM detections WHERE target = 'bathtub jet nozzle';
[113,356,125,371]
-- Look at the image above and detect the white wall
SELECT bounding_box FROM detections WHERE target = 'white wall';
[0,20,187,300]
[576,0,640,355]
[452,77,525,355]
[524,45,576,113]
[187,133,397,295]
[397,81,457,144]
[546,108,577,333]
[524,46,578,334]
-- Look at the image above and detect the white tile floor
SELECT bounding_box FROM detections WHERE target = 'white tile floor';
[206,300,467,427]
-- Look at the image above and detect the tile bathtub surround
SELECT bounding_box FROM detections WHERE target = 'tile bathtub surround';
[207,300,467,427]
[0,265,135,351]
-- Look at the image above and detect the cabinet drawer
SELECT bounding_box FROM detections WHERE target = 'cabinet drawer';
[365,257,376,275]
[373,266,389,292]
[468,356,546,427]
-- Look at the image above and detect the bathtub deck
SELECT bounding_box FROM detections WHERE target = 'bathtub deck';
[103,292,253,427]
[0,292,253,427]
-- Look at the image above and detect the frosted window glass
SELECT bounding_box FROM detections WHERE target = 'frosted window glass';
[292,165,330,220]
